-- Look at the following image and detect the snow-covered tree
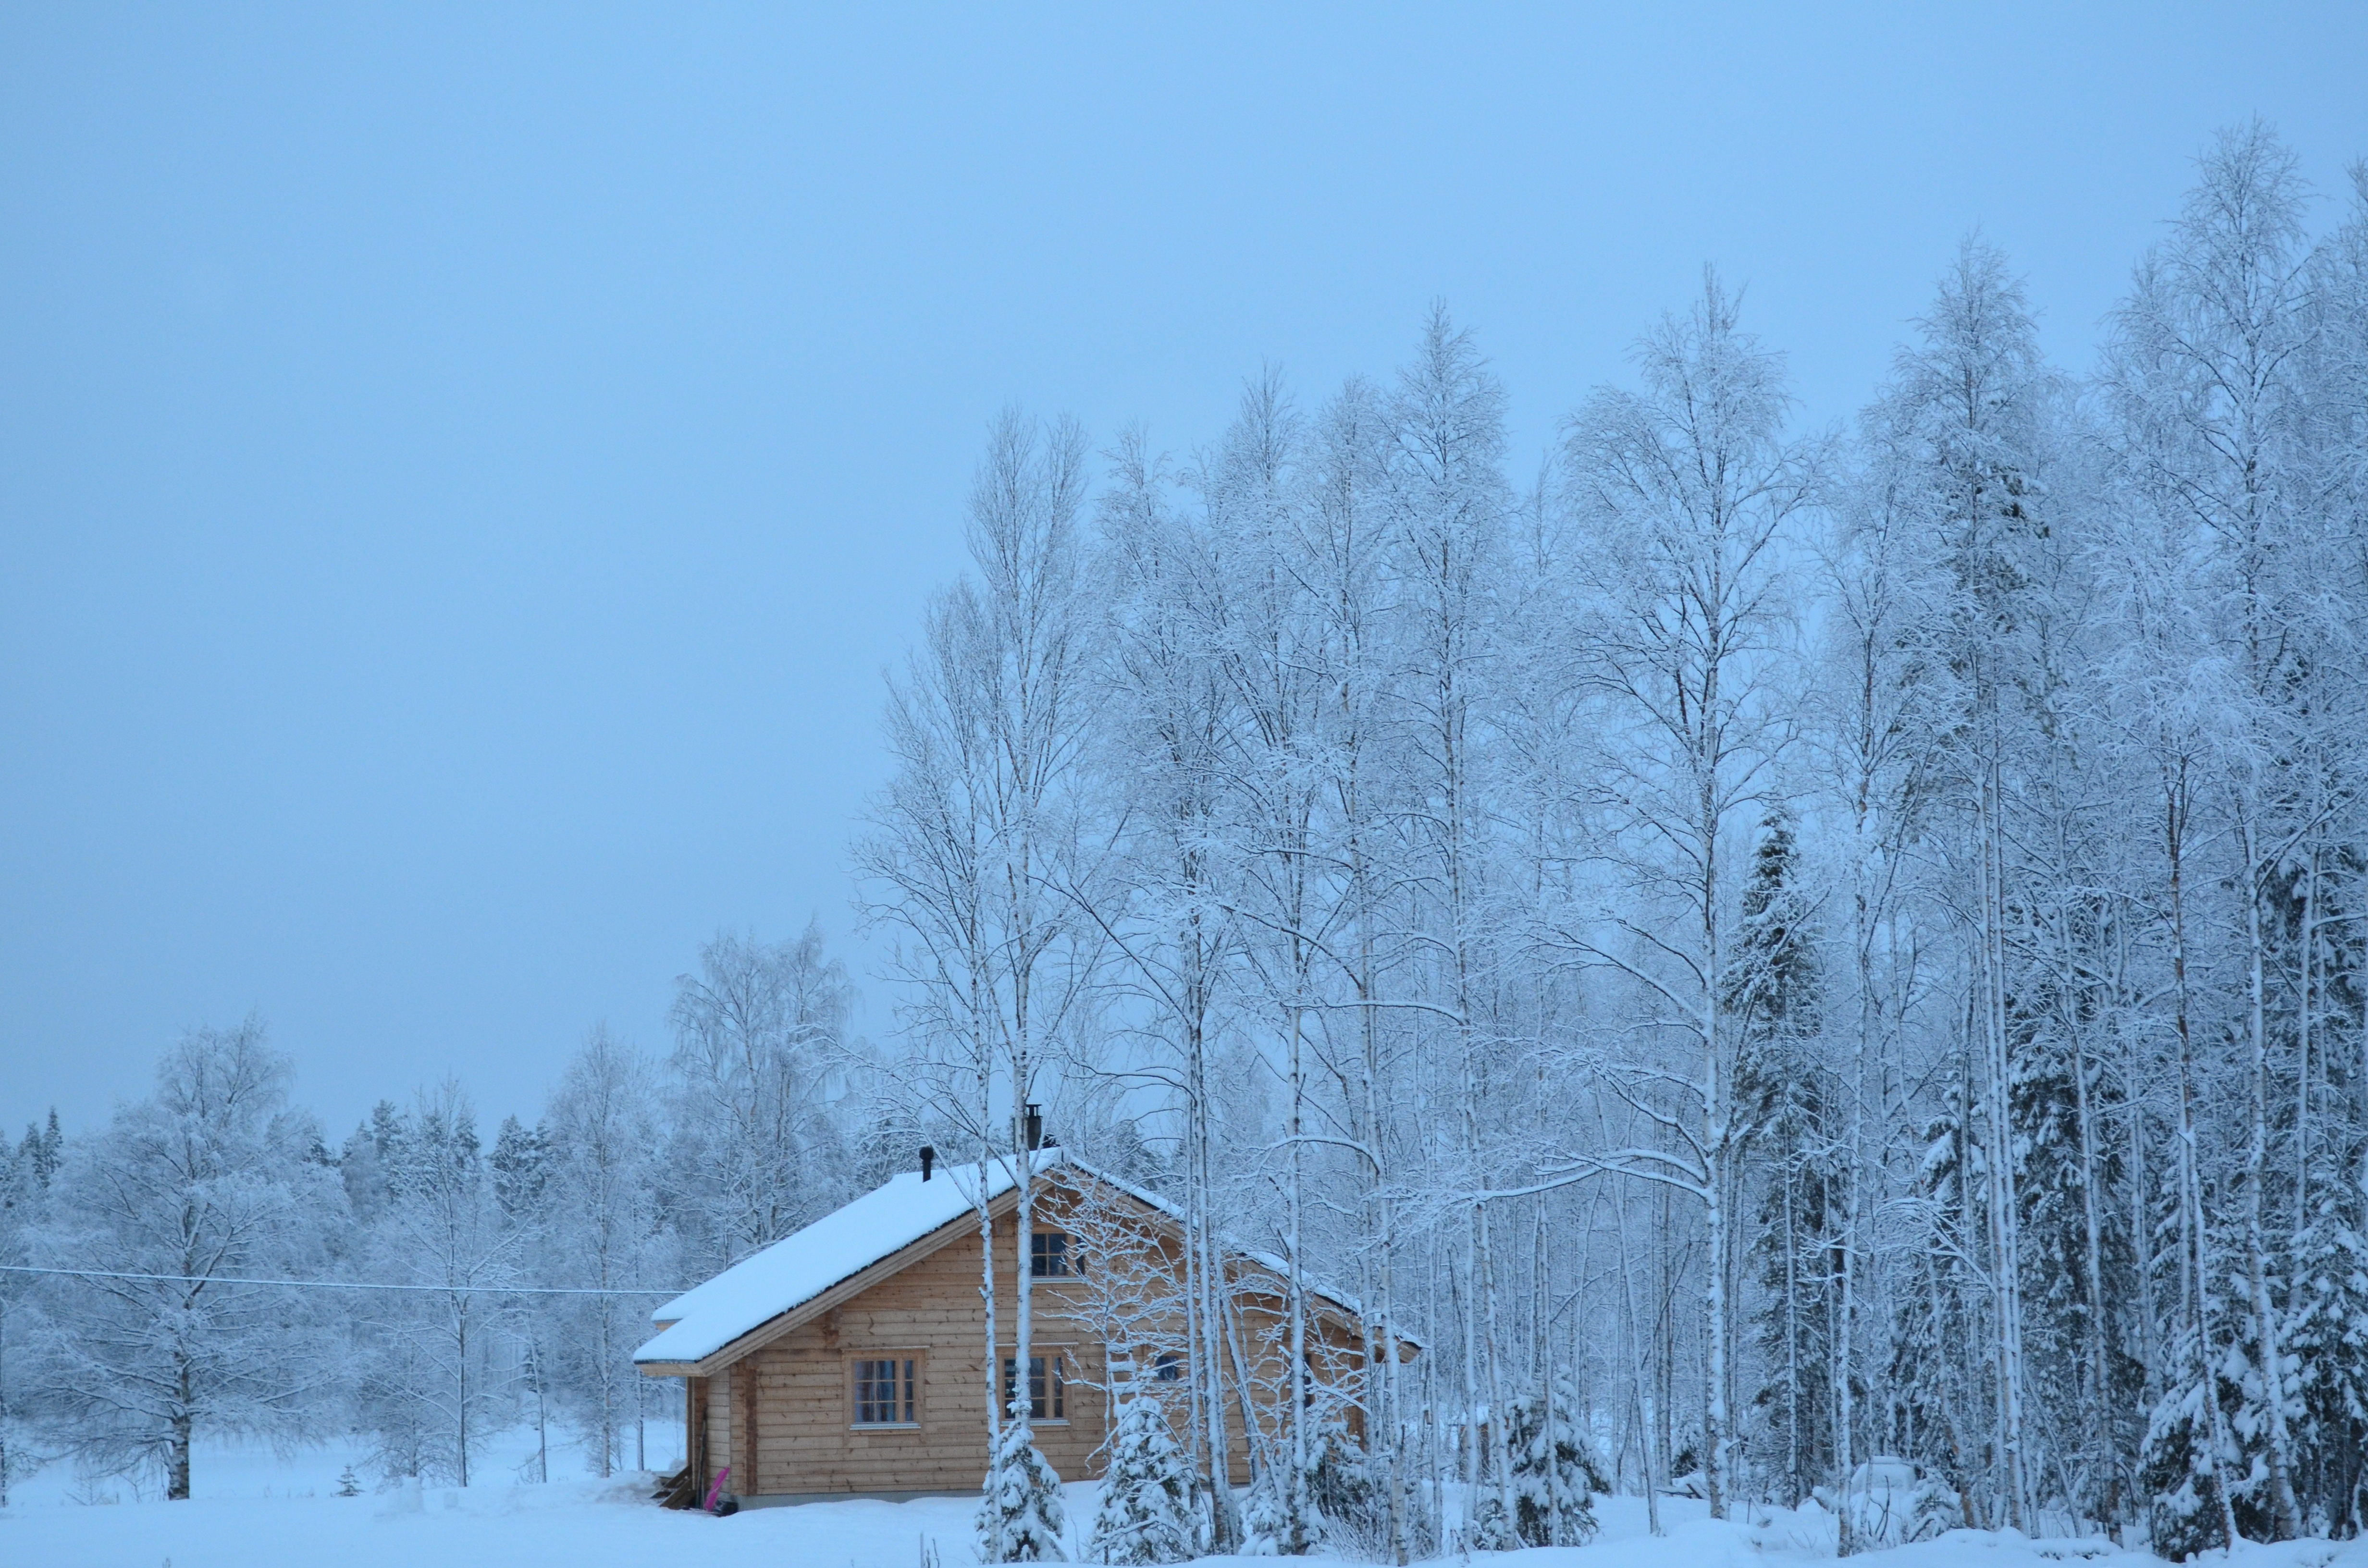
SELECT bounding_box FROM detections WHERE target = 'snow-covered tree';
[0,1110,61,1506]
[1087,1393,1196,1564]
[544,1027,669,1476]
[1502,1377,1604,1547]
[861,409,1106,1538]
[352,1083,520,1487]
[666,922,858,1272]
[1239,1451,1323,1557]
[978,1395,1069,1561]
[1551,269,1817,1522]
[1729,811,1836,1508]
[16,1021,337,1499]
[2108,121,2355,1544]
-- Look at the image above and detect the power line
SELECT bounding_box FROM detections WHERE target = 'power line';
[0,1264,685,1297]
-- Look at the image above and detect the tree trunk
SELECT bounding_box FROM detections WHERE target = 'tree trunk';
[1613,1175,1662,1535]
[2238,819,2302,1539]
[2068,954,2114,1528]
[1287,1003,1310,1539]
[1976,767,2026,1528]
[2169,775,2243,1550]
[1478,1199,1514,1533]
[979,1090,999,1452]
[1702,990,1730,1521]
[169,1347,194,1501]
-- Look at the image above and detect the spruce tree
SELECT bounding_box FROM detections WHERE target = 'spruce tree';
[1462,1488,1521,1554]
[1085,1395,1196,1564]
[2009,996,2146,1529]
[1238,1458,1314,1556]
[488,1115,551,1223]
[977,1397,1068,1562]
[1504,1378,1604,1546]
[2139,1331,2242,1562]
[2285,1192,2368,1534]
[1303,1418,1380,1548]
[1728,812,1838,1506]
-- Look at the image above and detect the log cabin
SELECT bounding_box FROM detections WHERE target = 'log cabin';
[633,1147,1416,1508]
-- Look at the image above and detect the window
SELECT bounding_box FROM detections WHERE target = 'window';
[1030,1230,1070,1278]
[1001,1353,1066,1421]
[853,1358,918,1426]
[1154,1352,1182,1384]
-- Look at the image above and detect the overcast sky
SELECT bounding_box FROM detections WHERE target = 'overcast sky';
[4,3,2365,1139]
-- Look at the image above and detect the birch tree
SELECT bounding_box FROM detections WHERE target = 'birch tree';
[545,1027,667,1476]
[1382,308,1518,1546]
[861,409,1102,1562]
[1552,271,1815,1520]
[18,1021,337,1499]
[1091,422,1250,1547]
[666,923,857,1272]
[2109,122,2324,1542]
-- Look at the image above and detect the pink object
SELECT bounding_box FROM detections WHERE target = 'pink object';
[704,1466,731,1513]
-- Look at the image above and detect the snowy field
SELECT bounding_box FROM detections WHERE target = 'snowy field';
[10,1434,2367,1568]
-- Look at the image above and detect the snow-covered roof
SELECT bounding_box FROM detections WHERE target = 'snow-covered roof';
[632,1149,1415,1370]
[633,1155,1038,1367]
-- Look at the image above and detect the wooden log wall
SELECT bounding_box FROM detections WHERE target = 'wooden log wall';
[682,1171,1384,1501]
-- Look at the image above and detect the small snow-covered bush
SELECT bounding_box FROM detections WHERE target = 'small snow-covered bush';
[1235,1461,1298,1556]
[1815,1457,1961,1550]
[1304,1418,1388,1556]
[1463,1488,1523,1554]
[2139,1371,2234,1561]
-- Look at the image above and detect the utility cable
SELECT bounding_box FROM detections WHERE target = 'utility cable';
[0,1263,686,1297]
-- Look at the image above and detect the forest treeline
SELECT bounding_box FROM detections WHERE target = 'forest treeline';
[0,928,904,1505]
[6,122,2368,1560]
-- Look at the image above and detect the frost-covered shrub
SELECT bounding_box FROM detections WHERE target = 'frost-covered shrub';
[1307,1418,1400,1559]
[1236,1459,1307,1556]
[1463,1488,1522,1553]
[1814,1457,1961,1550]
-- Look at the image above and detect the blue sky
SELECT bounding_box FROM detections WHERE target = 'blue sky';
[4,3,2365,1135]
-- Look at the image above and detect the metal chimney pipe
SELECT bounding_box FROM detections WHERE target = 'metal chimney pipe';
[919,1144,936,1181]
[1024,1104,1043,1152]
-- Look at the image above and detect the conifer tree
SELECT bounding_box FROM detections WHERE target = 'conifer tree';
[488,1115,550,1223]
[1239,1454,1325,1556]
[2139,1328,2245,1561]
[978,1396,1068,1562]
[1086,1395,1196,1564]
[1504,1377,1604,1547]
[1728,811,1836,1507]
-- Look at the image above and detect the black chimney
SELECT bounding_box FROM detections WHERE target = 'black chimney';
[919,1145,936,1182]
[1024,1104,1043,1152]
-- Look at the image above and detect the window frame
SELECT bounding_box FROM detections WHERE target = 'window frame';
[1029,1229,1072,1279]
[999,1348,1070,1423]
[848,1350,925,1430]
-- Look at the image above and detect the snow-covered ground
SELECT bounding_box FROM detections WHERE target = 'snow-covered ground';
[6,1436,2366,1568]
